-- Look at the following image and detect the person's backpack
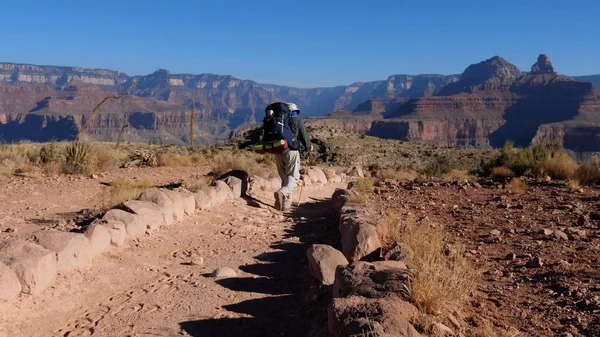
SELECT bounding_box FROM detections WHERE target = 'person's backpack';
[252,102,299,154]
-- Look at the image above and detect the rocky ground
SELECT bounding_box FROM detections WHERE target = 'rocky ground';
[0,175,344,337]
[373,177,600,336]
[0,166,214,241]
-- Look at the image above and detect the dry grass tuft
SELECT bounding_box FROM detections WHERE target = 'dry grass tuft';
[574,162,600,185]
[376,169,417,181]
[567,178,581,191]
[400,217,478,317]
[542,152,579,180]
[158,154,195,167]
[491,166,515,179]
[445,169,475,181]
[347,178,374,204]
[508,177,526,193]
[101,178,153,210]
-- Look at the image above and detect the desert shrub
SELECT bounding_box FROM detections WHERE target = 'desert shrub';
[508,177,526,193]
[481,140,569,178]
[39,142,62,164]
[422,156,452,177]
[63,141,91,174]
[401,217,478,316]
[574,162,600,185]
[128,149,159,167]
[541,152,579,180]
[101,178,153,209]
[91,146,122,172]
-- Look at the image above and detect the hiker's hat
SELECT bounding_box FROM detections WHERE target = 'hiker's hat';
[287,102,300,114]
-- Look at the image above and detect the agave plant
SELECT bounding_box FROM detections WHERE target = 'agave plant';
[63,141,91,174]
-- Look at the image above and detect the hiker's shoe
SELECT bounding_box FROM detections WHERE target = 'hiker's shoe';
[274,191,285,211]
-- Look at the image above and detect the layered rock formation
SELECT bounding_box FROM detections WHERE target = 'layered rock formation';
[366,54,600,151]
[0,62,457,144]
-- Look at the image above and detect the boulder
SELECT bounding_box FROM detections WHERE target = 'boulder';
[221,176,243,198]
[306,244,349,285]
[92,219,126,247]
[0,239,57,295]
[348,166,365,178]
[212,180,236,203]
[322,167,337,182]
[138,189,175,225]
[35,231,92,274]
[339,207,382,262]
[84,222,112,256]
[219,170,249,196]
[329,296,421,337]
[333,262,411,300]
[307,167,328,185]
[103,209,144,239]
[160,189,186,221]
[302,174,313,186]
[194,189,214,210]
[247,175,269,194]
[122,200,165,231]
[0,261,22,302]
[174,187,196,215]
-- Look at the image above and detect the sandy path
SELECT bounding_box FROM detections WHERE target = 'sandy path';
[0,183,342,337]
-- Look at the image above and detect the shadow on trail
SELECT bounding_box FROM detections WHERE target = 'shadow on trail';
[179,194,341,337]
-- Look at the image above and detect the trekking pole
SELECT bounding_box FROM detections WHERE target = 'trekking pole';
[297,177,305,208]
[296,157,305,208]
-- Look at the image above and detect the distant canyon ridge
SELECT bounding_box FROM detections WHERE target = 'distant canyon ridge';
[0,56,599,152]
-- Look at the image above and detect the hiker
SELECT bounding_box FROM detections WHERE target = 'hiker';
[260,102,311,211]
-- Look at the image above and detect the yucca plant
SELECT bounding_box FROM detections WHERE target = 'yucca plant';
[63,141,91,174]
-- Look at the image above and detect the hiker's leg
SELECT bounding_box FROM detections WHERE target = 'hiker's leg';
[281,150,300,208]
[274,153,288,187]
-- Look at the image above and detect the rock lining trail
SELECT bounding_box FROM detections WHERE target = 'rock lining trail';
[0,183,344,337]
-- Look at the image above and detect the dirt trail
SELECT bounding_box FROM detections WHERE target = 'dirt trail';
[0,183,343,337]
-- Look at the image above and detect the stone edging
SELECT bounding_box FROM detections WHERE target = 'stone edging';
[306,187,424,337]
[0,166,345,304]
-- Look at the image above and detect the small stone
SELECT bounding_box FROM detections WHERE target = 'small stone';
[541,228,553,236]
[505,252,517,261]
[577,215,590,227]
[526,256,543,268]
[211,267,237,278]
[490,230,501,236]
[190,257,205,266]
[553,229,569,241]
[90,174,99,180]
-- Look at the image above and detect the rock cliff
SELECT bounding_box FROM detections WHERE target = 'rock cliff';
[366,54,600,152]
[0,62,457,144]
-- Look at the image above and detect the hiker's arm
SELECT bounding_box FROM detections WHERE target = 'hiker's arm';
[298,119,311,152]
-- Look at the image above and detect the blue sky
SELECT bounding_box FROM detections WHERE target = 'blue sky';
[0,0,598,87]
